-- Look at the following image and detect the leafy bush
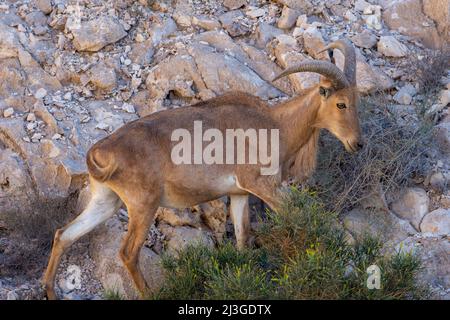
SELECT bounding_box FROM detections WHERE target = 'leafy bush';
[152,189,427,300]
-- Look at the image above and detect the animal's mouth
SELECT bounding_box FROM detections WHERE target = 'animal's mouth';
[345,140,363,153]
[344,140,360,153]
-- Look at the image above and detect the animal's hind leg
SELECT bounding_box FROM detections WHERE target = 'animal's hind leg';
[119,200,159,298]
[43,179,121,300]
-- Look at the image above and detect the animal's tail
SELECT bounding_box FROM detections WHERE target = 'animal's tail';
[86,146,118,182]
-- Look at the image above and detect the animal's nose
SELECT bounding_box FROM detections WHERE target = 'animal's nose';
[354,140,364,152]
[356,142,364,150]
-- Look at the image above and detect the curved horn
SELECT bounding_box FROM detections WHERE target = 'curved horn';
[318,39,356,85]
[272,60,350,90]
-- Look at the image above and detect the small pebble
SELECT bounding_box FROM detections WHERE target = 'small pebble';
[3,107,14,118]
[34,88,47,99]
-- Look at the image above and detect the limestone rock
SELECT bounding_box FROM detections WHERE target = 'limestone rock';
[383,0,442,49]
[273,0,314,13]
[3,107,14,118]
[192,15,221,31]
[342,207,417,245]
[393,84,416,105]
[390,187,429,230]
[224,0,247,10]
[395,236,450,299]
[187,43,281,98]
[70,16,127,52]
[377,36,408,58]
[434,122,450,154]
[88,62,117,93]
[156,208,201,228]
[0,148,34,213]
[422,0,449,45]
[147,17,177,46]
[302,27,328,60]
[129,39,154,66]
[277,6,300,29]
[145,40,282,111]
[420,209,450,235]
[219,10,250,37]
[35,0,53,15]
[255,22,283,48]
[350,29,377,49]
[246,8,266,19]
[196,199,228,243]
[362,5,383,30]
[159,224,215,254]
[273,37,320,91]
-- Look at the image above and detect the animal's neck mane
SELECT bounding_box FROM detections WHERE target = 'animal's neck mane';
[272,88,322,182]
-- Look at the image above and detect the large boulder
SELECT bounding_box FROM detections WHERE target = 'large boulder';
[69,16,127,52]
[390,187,430,230]
[420,208,450,235]
[342,206,417,246]
[422,0,449,45]
[396,235,450,299]
[383,0,443,49]
[434,122,450,154]
[255,22,283,48]
[158,223,215,254]
[377,36,408,58]
[145,36,283,111]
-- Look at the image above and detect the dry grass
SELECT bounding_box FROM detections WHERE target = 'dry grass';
[405,47,450,96]
[311,93,433,213]
[0,194,78,279]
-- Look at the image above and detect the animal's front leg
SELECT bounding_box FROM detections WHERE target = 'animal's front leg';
[229,195,250,250]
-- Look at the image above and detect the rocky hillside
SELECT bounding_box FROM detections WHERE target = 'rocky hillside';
[0,0,449,299]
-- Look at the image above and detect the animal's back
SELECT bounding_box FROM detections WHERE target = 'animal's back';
[87,92,277,187]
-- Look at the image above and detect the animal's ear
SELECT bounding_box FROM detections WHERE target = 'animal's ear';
[319,86,331,98]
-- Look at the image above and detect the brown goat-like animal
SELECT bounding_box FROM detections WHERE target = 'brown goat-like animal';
[43,40,363,299]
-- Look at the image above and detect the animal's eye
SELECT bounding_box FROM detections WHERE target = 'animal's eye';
[337,103,346,109]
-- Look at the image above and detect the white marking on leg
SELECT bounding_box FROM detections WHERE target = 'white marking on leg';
[230,194,249,248]
[60,182,121,243]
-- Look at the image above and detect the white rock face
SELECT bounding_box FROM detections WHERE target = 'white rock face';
[342,206,416,245]
[34,87,47,99]
[383,0,443,49]
[420,209,450,235]
[390,187,429,230]
[3,107,14,118]
[395,235,450,299]
[393,84,417,105]
[351,29,377,48]
[159,224,215,254]
[69,16,127,52]
[378,36,408,57]
[277,6,300,29]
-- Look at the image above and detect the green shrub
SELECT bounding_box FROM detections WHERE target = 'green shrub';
[152,188,427,300]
